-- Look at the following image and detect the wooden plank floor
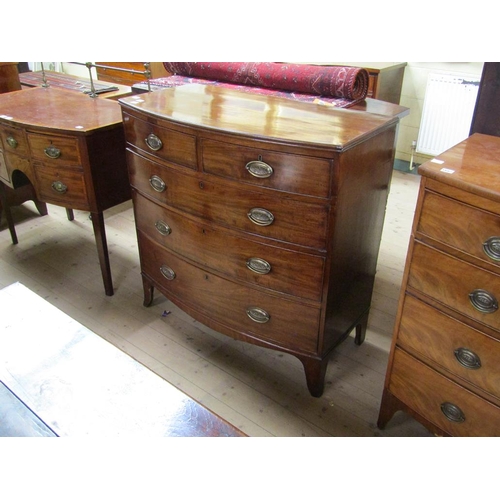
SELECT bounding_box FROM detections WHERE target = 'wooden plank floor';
[0,170,433,437]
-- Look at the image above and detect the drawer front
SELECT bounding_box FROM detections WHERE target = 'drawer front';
[0,125,30,157]
[128,150,329,249]
[389,348,500,436]
[201,139,332,198]
[398,295,500,400]
[133,191,325,301]
[418,191,500,269]
[408,242,500,331]
[34,163,88,209]
[28,133,81,165]
[139,233,321,353]
[122,112,197,169]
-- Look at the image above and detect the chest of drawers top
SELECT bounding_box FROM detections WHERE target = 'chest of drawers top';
[418,133,500,205]
[119,83,404,150]
[0,87,122,134]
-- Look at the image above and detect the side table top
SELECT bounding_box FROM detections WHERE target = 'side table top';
[0,86,123,134]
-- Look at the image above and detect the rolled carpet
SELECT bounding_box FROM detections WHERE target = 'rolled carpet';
[163,62,369,101]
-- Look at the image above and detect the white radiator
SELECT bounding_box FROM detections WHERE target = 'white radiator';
[416,72,480,156]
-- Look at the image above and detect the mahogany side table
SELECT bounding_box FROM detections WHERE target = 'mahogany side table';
[0,87,131,295]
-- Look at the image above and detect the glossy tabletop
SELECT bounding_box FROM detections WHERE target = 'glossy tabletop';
[0,283,245,437]
[418,133,500,203]
[0,86,122,134]
[120,83,407,150]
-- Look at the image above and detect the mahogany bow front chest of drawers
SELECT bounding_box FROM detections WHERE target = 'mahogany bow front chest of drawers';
[378,133,500,435]
[119,84,407,396]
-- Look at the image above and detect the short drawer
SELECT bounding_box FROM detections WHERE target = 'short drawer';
[418,191,500,269]
[122,112,197,169]
[34,163,88,210]
[389,348,500,436]
[201,138,332,198]
[27,133,81,165]
[0,125,30,156]
[127,150,329,249]
[133,191,325,301]
[138,233,321,353]
[398,294,500,400]
[408,242,500,331]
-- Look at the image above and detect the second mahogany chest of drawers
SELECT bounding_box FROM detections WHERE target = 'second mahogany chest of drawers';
[119,84,407,396]
[378,133,500,435]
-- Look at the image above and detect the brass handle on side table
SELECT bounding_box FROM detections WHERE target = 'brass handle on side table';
[468,289,498,314]
[246,257,272,275]
[145,133,163,151]
[149,175,166,193]
[155,220,171,236]
[440,402,466,423]
[454,347,481,370]
[6,136,18,149]
[51,180,67,194]
[247,208,274,226]
[44,145,61,159]
[245,160,274,179]
[246,306,270,324]
[160,264,176,281]
[483,236,500,261]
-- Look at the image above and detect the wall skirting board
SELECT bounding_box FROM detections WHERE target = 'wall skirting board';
[394,159,420,175]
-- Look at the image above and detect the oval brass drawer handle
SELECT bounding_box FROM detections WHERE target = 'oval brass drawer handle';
[454,347,481,370]
[247,207,274,226]
[246,257,271,275]
[246,306,270,323]
[155,220,171,236]
[160,264,176,281]
[149,175,166,193]
[483,236,500,261]
[44,145,61,159]
[469,289,498,314]
[145,133,163,151]
[51,180,68,194]
[6,136,18,149]
[245,160,274,179]
[440,402,466,423]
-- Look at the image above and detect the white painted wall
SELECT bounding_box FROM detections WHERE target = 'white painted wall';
[397,62,484,165]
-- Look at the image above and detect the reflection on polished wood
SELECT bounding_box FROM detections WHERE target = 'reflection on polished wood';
[0,282,245,437]
[122,83,408,148]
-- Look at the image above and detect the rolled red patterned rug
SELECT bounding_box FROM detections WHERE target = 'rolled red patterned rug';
[163,62,369,101]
